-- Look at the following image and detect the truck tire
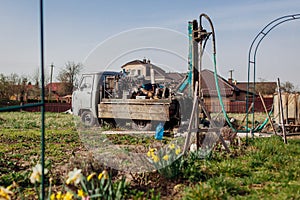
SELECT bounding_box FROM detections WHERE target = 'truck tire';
[81,111,96,126]
[132,120,152,131]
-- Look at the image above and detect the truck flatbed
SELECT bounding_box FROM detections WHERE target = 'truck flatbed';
[98,98,171,121]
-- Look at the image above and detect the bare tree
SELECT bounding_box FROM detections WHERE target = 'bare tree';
[31,68,40,86]
[281,81,298,93]
[255,78,277,95]
[0,74,9,99]
[0,73,26,100]
[57,61,83,95]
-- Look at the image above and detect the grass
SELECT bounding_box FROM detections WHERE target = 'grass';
[0,112,300,199]
[183,137,300,199]
[0,112,78,188]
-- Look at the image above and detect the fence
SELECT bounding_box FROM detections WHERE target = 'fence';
[205,97,274,113]
[23,103,71,112]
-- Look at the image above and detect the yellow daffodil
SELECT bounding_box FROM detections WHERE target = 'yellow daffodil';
[50,192,73,200]
[0,186,13,200]
[147,151,151,157]
[56,191,63,200]
[147,148,157,157]
[149,148,156,152]
[163,154,169,161]
[77,189,87,198]
[98,172,103,180]
[152,155,160,163]
[175,148,181,155]
[169,143,175,149]
[64,192,73,200]
[87,172,96,182]
[151,152,155,157]
[30,163,48,184]
[66,168,82,185]
[50,193,55,200]
[102,170,109,179]
[98,170,109,180]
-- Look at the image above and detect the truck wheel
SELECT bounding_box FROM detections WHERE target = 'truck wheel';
[132,120,152,131]
[81,111,96,126]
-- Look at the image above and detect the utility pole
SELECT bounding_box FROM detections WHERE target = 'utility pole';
[48,63,54,102]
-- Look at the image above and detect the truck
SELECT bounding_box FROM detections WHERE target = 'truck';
[72,71,182,131]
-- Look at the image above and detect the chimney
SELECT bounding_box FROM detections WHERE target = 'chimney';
[228,69,234,84]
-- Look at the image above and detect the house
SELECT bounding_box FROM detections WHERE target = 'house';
[121,59,173,83]
[120,59,186,92]
[9,83,40,102]
[45,82,71,102]
[199,70,276,113]
[166,72,185,84]
[198,69,249,111]
[235,81,277,97]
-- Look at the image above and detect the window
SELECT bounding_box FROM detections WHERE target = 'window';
[80,76,93,90]
[131,69,136,76]
[146,67,150,76]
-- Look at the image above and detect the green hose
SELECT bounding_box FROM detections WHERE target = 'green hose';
[254,106,273,132]
[213,54,236,131]
[213,53,271,133]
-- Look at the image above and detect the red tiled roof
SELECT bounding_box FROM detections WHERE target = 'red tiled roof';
[201,69,238,97]
[121,59,147,67]
[46,82,64,92]
[167,72,185,82]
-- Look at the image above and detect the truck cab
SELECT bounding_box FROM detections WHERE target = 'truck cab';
[72,71,119,126]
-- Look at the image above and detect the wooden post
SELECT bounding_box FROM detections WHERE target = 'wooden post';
[277,78,287,144]
[259,92,277,135]
[183,82,199,154]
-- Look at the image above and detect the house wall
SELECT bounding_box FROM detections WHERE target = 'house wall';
[122,64,166,82]
[204,97,231,113]
[123,64,146,77]
[236,92,247,101]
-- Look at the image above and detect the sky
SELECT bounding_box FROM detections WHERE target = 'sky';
[0,0,300,87]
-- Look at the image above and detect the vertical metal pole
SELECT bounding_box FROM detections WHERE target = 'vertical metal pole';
[198,28,203,114]
[192,21,199,149]
[39,0,46,198]
[277,78,287,144]
[192,20,199,96]
[246,65,251,143]
[193,41,199,148]
[252,63,256,138]
[48,63,54,101]
[188,22,193,97]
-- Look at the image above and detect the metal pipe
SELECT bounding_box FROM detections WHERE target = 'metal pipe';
[39,0,46,198]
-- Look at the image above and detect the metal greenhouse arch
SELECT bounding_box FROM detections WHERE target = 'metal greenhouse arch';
[246,14,300,135]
